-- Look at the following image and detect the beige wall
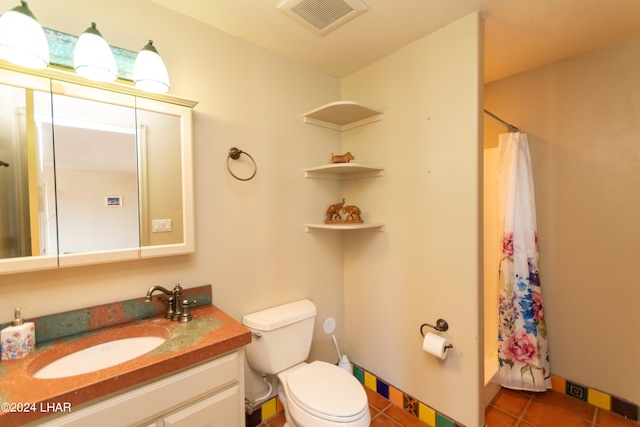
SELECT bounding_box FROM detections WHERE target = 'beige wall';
[0,0,345,387]
[483,147,499,385]
[0,2,486,424]
[341,13,484,427]
[485,36,640,405]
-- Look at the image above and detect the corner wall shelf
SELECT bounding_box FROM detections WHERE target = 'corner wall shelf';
[304,223,385,232]
[303,100,384,233]
[303,101,382,131]
[304,163,384,179]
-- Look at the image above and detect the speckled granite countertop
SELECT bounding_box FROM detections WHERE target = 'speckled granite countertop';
[0,301,251,426]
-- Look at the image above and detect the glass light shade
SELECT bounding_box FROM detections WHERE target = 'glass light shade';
[0,1,49,69]
[74,22,117,82]
[134,40,170,93]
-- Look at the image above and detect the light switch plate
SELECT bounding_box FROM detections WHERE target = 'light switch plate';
[152,219,172,232]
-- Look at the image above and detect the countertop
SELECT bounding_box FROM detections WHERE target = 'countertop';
[0,304,251,426]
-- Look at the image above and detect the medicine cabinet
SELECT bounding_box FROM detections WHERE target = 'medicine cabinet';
[0,65,196,275]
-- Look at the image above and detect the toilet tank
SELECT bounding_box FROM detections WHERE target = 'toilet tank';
[242,299,316,374]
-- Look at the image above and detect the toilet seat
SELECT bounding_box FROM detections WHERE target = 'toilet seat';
[285,361,369,423]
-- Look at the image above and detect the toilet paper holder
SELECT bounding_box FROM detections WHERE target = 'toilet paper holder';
[420,319,453,351]
[420,319,449,337]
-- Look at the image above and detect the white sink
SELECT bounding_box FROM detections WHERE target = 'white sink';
[33,336,166,379]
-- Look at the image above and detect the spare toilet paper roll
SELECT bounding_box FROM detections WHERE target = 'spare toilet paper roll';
[422,332,451,360]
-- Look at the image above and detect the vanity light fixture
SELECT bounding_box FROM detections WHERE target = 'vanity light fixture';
[133,40,170,93]
[74,22,117,82]
[0,1,49,69]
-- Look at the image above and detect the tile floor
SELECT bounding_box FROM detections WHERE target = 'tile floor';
[258,386,639,427]
[486,387,638,427]
[257,385,433,427]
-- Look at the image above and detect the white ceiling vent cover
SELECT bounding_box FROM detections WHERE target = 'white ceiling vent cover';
[278,0,368,36]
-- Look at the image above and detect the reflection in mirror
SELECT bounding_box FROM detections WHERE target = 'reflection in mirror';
[49,92,139,254]
[136,109,183,247]
[0,81,56,260]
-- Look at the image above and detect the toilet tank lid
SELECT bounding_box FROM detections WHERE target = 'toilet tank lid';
[243,299,316,331]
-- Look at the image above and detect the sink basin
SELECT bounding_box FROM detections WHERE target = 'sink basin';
[32,325,168,379]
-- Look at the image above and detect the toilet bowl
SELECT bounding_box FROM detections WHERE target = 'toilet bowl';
[278,361,370,427]
[242,299,371,427]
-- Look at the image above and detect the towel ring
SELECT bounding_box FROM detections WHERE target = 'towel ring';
[227,147,257,181]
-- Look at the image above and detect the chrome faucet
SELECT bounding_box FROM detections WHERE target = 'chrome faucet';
[145,284,195,322]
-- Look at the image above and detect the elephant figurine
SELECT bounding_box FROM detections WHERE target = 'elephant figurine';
[341,205,362,222]
[325,198,345,222]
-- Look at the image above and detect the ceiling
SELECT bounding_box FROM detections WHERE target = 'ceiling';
[150,0,640,82]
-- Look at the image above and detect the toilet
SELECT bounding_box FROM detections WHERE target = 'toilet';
[243,299,370,427]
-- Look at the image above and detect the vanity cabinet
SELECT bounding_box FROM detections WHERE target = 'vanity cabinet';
[303,101,385,231]
[30,349,245,427]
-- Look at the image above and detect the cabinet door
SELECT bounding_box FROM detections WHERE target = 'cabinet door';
[163,385,241,427]
[31,352,241,427]
[0,69,58,274]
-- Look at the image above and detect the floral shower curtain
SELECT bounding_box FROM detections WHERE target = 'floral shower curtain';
[497,132,551,391]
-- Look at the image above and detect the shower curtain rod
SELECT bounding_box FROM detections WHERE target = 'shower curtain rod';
[484,109,520,133]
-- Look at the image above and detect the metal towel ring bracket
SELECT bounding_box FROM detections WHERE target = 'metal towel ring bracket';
[227,147,257,181]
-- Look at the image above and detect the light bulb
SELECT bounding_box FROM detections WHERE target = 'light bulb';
[74,22,117,82]
[0,1,49,69]
[134,40,170,93]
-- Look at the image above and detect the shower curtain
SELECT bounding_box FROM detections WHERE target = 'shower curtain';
[497,132,551,391]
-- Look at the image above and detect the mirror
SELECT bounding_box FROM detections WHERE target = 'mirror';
[50,84,139,256]
[136,97,194,260]
[136,106,184,248]
[0,70,58,272]
[0,67,195,274]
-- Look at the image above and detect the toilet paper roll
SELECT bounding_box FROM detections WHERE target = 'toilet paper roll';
[422,332,451,360]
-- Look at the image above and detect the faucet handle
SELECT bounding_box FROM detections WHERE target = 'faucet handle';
[178,299,197,323]
[157,295,175,320]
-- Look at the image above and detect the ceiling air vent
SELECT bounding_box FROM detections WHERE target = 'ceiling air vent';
[277,0,368,36]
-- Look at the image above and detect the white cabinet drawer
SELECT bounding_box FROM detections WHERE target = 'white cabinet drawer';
[163,385,241,427]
